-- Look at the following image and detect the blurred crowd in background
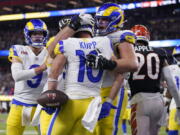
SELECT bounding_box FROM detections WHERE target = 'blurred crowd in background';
[0,17,179,50]
[0,66,14,96]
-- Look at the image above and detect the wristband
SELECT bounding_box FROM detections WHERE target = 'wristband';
[109,60,117,70]
[48,78,58,82]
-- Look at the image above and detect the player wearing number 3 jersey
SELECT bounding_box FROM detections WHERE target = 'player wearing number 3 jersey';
[128,25,180,135]
[6,19,48,135]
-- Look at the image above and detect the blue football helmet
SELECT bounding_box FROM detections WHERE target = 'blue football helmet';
[24,19,48,47]
[95,2,124,36]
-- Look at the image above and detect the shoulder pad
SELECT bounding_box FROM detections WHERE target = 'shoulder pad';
[54,41,64,56]
[8,45,22,62]
[108,30,136,45]
[46,36,55,49]
[119,30,136,44]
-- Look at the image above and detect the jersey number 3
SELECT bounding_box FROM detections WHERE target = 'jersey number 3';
[27,64,43,88]
[133,53,160,80]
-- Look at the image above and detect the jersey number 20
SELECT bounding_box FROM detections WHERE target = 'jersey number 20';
[133,53,160,80]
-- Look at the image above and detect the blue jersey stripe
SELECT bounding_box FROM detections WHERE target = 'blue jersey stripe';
[59,40,64,53]
[47,108,61,135]
[113,87,125,135]
[12,45,18,56]
[12,99,37,107]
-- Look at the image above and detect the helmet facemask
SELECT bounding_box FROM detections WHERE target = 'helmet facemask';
[95,3,124,36]
[24,19,49,48]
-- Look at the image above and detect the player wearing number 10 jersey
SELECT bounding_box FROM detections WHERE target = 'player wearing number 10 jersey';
[47,24,115,134]
[128,25,180,135]
[6,19,48,135]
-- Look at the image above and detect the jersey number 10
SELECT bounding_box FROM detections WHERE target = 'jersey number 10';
[76,50,103,83]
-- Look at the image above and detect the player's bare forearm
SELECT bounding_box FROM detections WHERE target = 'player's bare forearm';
[34,63,47,74]
[48,26,75,58]
[108,73,124,100]
[114,42,138,73]
[48,54,66,90]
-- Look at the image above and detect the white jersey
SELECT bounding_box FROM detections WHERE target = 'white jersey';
[57,37,113,99]
[169,64,180,109]
[9,45,48,104]
[101,30,136,88]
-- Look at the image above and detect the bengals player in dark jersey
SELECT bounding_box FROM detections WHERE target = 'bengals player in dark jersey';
[129,25,180,135]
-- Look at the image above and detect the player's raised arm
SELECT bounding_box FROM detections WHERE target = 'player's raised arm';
[48,14,94,58]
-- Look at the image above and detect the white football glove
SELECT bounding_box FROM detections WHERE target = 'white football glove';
[175,109,180,124]
[79,13,94,26]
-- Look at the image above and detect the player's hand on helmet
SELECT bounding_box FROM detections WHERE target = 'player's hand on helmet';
[86,54,117,70]
[78,13,94,26]
[69,13,94,31]
[59,18,71,30]
[42,107,56,115]
[98,102,117,120]
[175,108,180,124]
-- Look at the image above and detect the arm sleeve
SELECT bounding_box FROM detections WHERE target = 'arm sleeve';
[162,66,180,107]
[11,62,36,82]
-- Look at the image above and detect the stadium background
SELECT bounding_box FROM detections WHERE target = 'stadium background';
[0,0,179,134]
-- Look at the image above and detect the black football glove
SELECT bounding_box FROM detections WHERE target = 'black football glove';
[86,54,117,70]
[69,14,94,31]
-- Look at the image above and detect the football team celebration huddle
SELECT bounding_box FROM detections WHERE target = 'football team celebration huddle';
[6,2,180,135]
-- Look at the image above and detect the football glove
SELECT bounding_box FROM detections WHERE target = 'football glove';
[69,13,94,31]
[175,108,180,124]
[59,18,71,30]
[42,107,56,115]
[86,54,117,70]
[98,102,117,120]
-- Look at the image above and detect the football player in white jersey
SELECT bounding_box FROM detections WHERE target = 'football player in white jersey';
[38,18,71,135]
[37,15,94,135]
[168,47,180,135]
[7,19,48,135]
[46,23,113,135]
[85,3,138,135]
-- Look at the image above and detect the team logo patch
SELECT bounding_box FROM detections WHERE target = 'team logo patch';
[21,51,28,55]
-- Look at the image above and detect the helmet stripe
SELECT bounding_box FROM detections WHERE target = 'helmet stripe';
[103,6,120,16]
[26,22,34,30]
[98,3,120,11]
[43,23,48,30]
